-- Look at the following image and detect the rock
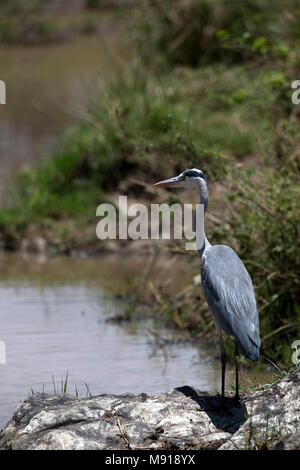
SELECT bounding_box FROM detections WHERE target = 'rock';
[0,388,244,450]
[271,432,300,450]
[219,368,300,450]
[0,369,299,450]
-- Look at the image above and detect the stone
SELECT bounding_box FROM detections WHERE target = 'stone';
[219,368,300,450]
[271,432,300,450]
[0,369,299,450]
[0,388,243,450]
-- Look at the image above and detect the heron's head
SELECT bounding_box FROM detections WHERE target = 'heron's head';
[153,168,207,190]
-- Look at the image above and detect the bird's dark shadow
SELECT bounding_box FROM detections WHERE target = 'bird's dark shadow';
[175,386,247,434]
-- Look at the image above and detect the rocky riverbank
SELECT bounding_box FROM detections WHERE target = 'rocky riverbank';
[0,368,299,450]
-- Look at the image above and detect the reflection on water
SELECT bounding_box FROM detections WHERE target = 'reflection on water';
[0,253,273,429]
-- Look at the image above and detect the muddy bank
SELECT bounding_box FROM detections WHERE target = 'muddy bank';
[0,368,299,450]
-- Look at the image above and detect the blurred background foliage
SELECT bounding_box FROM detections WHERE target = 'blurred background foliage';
[133,0,300,67]
[0,0,299,367]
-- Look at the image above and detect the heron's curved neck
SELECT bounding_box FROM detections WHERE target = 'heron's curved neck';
[194,179,211,257]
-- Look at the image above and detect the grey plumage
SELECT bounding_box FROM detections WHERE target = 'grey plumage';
[201,245,260,361]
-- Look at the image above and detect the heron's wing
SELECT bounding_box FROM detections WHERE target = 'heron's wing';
[201,245,260,359]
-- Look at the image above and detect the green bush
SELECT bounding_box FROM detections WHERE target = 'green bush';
[133,0,299,67]
[225,165,299,366]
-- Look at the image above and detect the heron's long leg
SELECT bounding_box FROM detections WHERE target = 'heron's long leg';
[235,342,240,400]
[219,334,226,398]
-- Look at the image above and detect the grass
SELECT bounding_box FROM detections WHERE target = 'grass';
[238,416,284,450]
[133,0,299,68]
[30,372,93,399]
[51,372,68,395]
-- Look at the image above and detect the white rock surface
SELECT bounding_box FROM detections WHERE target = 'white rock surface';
[0,369,299,450]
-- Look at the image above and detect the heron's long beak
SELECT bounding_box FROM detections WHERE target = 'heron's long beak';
[153,176,180,188]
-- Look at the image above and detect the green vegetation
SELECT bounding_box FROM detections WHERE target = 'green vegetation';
[0,0,299,367]
[0,0,126,45]
[0,1,59,45]
[30,372,93,398]
[133,0,299,67]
